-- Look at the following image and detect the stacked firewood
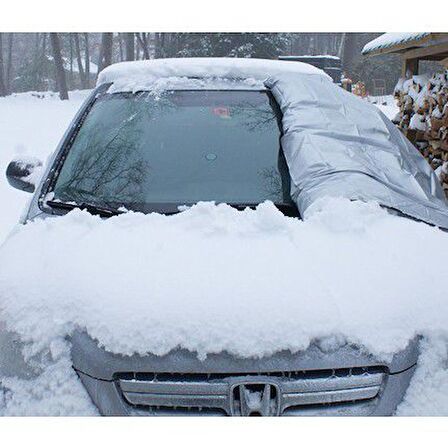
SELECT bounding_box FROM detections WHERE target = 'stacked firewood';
[437,161,448,195]
[392,69,448,198]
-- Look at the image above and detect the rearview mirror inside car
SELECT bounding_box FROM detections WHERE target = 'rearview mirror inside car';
[6,157,43,193]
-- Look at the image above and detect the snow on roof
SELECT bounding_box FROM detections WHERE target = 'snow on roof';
[97,57,330,92]
[362,32,430,55]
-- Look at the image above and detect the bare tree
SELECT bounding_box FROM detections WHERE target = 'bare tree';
[68,34,74,86]
[118,34,124,61]
[6,33,13,94]
[0,34,6,96]
[73,33,86,88]
[32,33,46,90]
[337,33,346,58]
[341,33,358,74]
[50,33,69,100]
[40,33,47,64]
[84,33,90,88]
[124,33,135,61]
[98,33,113,74]
[136,33,150,59]
[0,33,410,95]
[154,33,169,59]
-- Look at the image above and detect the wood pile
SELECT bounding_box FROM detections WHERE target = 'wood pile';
[392,70,448,198]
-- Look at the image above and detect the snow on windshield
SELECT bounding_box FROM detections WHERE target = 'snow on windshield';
[1,198,448,414]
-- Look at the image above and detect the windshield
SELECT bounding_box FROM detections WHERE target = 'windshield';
[51,89,295,214]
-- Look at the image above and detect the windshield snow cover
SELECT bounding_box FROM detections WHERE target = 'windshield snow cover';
[265,74,448,230]
[1,199,448,414]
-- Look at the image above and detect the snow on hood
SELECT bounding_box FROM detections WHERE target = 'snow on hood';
[1,198,448,414]
[97,57,330,92]
[1,198,448,361]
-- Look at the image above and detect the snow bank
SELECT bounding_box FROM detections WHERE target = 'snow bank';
[370,95,399,119]
[97,57,330,92]
[0,90,91,243]
[397,332,448,415]
[0,356,97,416]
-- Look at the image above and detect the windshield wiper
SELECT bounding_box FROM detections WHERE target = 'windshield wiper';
[45,200,124,217]
[271,203,301,217]
[228,202,300,217]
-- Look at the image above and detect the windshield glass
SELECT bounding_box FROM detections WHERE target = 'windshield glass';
[51,89,295,213]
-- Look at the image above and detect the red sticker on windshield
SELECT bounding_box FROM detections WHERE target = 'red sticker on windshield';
[212,107,231,118]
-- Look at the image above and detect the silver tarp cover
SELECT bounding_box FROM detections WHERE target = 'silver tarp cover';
[265,74,448,229]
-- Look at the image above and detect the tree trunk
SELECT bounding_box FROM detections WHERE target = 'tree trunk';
[6,33,13,94]
[337,33,346,58]
[84,33,90,88]
[341,33,358,75]
[40,33,47,87]
[98,33,113,75]
[41,33,47,59]
[155,33,167,58]
[0,34,7,96]
[118,34,123,61]
[136,33,150,59]
[155,33,160,58]
[124,33,135,61]
[73,33,86,88]
[69,34,74,88]
[50,33,69,100]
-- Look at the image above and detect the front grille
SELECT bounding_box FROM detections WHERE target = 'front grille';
[116,367,387,416]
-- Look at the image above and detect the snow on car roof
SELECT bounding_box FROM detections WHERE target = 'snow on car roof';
[362,32,430,55]
[279,55,341,60]
[97,57,331,92]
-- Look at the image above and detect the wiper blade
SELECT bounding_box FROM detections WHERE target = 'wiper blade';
[271,203,300,216]
[46,200,124,217]
[227,202,300,216]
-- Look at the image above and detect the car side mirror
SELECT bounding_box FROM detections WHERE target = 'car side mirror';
[6,157,43,193]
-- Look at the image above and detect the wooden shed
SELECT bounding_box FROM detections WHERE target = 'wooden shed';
[362,33,448,77]
[362,33,448,197]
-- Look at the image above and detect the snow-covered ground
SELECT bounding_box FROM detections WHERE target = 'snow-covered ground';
[0,90,90,243]
[367,95,398,120]
[0,90,447,416]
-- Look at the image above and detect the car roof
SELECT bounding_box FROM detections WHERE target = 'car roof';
[97,57,330,93]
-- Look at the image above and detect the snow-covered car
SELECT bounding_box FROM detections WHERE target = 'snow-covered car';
[2,58,448,416]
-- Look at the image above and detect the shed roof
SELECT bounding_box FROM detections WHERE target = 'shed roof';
[362,33,430,55]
